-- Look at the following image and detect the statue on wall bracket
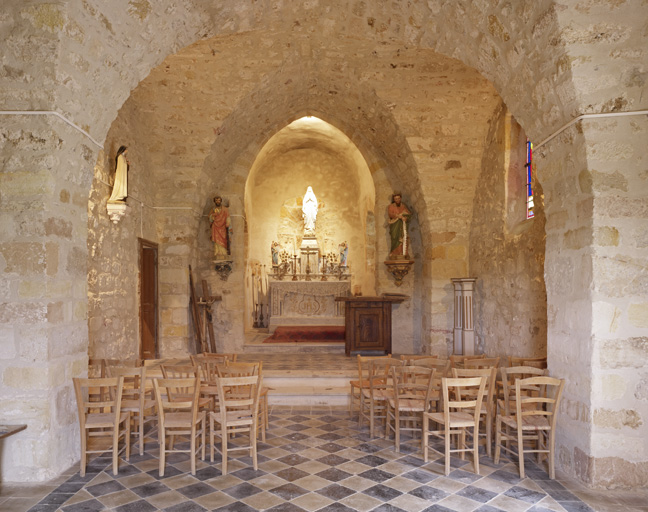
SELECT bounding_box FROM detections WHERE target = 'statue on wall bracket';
[106,145,129,223]
[209,195,233,280]
[384,192,414,286]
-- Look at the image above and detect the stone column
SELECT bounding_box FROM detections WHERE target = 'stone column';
[0,115,96,481]
[451,278,476,356]
[539,115,648,488]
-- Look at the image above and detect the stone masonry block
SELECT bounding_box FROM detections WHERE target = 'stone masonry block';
[599,337,648,369]
[4,365,63,390]
[628,303,648,328]
[594,408,643,430]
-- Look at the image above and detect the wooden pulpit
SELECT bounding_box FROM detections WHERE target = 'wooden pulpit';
[336,295,407,356]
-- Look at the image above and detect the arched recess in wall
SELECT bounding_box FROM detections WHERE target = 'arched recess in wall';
[195,85,425,349]
[243,116,377,330]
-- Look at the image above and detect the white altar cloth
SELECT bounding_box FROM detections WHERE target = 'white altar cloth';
[268,280,351,333]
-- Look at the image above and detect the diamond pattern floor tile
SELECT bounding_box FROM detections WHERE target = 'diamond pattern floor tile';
[21,407,609,512]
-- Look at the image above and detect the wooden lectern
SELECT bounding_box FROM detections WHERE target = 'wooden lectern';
[336,295,407,356]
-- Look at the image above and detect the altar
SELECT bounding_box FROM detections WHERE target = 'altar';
[268,280,351,333]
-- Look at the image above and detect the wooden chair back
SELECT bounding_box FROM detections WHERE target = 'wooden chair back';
[494,375,565,479]
[442,376,487,419]
[464,357,500,369]
[73,376,130,476]
[190,355,222,383]
[153,377,201,419]
[218,361,261,378]
[356,354,393,383]
[106,366,148,406]
[499,365,548,415]
[452,367,497,402]
[106,366,156,455]
[515,376,564,427]
[392,365,437,412]
[152,376,205,475]
[101,358,141,376]
[400,354,439,364]
[450,353,486,368]
[160,365,201,400]
[508,356,547,369]
[213,373,263,474]
[414,358,451,377]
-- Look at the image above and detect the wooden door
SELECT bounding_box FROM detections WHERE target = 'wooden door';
[354,307,383,350]
[139,239,158,360]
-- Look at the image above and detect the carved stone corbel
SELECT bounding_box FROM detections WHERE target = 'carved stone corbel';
[214,259,233,280]
[384,259,414,286]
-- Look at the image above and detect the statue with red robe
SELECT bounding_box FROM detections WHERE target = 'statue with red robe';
[209,196,231,259]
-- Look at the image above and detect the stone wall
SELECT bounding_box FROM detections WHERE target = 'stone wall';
[470,104,547,359]
[0,115,95,480]
[586,115,648,488]
[2,0,647,489]
[87,101,159,361]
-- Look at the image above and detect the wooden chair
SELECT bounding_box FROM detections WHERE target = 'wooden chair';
[190,356,224,417]
[197,352,238,364]
[101,358,141,375]
[107,366,157,455]
[153,376,206,476]
[508,355,547,369]
[494,376,564,479]
[218,362,268,441]
[210,374,263,474]
[386,365,436,452]
[450,353,486,369]
[161,364,213,412]
[362,358,403,437]
[413,358,451,377]
[350,354,392,420]
[464,357,500,369]
[422,376,487,476]
[399,354,438,364]
[191,355,225,382]
[498,366,548,417]
[73,376,131,476]
[452,367,497,457]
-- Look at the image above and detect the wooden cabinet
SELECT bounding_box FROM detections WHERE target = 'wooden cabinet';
[336,296,406,356]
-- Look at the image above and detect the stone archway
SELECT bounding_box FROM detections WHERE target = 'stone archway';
[5,0,647,489]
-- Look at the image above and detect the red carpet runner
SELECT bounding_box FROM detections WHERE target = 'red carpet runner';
[263,325,346,343]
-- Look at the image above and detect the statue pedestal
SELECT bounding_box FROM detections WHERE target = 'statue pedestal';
[107,201,127,224]
[384,258,414,286]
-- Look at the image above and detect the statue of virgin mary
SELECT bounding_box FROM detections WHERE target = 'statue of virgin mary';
[302,186,318,234]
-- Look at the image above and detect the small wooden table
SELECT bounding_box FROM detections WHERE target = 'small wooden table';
[0,424,27,439]
[336,295,407,356]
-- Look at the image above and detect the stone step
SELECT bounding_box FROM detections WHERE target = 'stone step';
[243,342,346,354]
[264,375,352,407]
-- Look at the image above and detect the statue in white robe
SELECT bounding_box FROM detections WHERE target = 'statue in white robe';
[302,186,318,233]
[108,146,128,202]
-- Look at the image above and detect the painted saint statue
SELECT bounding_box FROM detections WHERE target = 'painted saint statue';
[271,241,280,265]
[108,146,129,202]
[302,186,318,233]
[387,193,411,259]
[339,241,349,267]
[209,195,231,259]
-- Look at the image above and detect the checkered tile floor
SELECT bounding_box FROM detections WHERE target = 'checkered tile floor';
[18,407,600,512]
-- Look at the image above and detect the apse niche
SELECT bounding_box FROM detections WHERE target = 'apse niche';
[244,116,376,329]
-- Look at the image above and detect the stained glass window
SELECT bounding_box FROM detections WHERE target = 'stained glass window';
[526,139,534,219]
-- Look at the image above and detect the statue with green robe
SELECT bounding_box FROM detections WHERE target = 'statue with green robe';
[387,193,411,259]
